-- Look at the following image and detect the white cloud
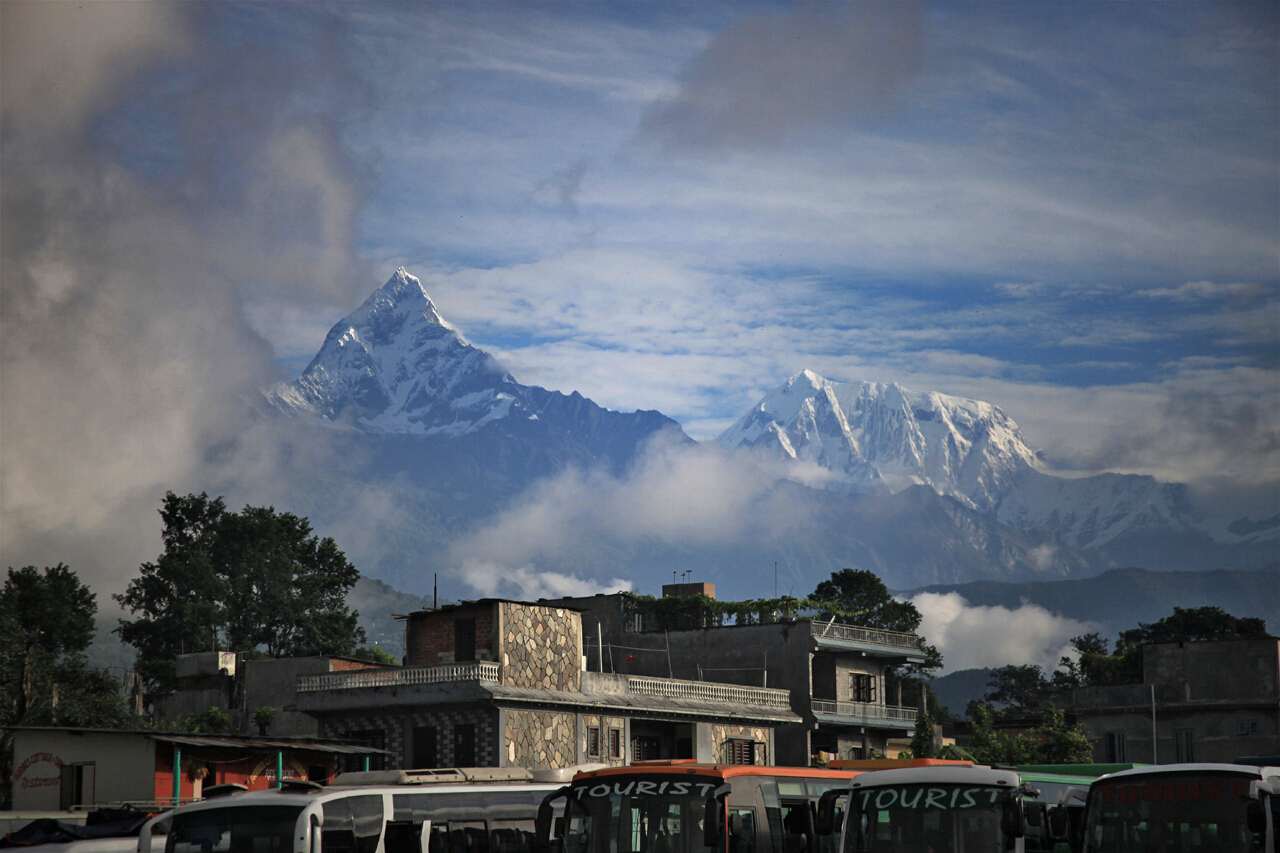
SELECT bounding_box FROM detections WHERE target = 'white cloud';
[461,562,632,601]
[911,592,1097,674]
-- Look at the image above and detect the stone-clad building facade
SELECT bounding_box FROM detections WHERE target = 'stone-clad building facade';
[295,599,800,770]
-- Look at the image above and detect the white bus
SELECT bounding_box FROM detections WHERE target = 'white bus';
[138,766,603,853]
[833,764,1081,853]
[1077,762,1279,853]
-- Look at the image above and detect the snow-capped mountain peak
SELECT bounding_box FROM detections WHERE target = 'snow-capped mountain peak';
[718,370,1045,512]
[262,268,514,434]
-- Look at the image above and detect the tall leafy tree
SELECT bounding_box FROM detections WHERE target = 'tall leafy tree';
[810,568,943,675]
[116,492,366,697]
[1,564,130,807]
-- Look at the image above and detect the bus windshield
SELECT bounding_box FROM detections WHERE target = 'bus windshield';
[1083,771,1262,853]
[564,775,721,853]
[844,783,1005,853]
[165,805,305,853]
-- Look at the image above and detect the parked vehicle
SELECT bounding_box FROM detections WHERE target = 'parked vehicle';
[138,766,601,853]
[536,761,872,853]
[1076,762,1279,853]
[830,763,1101,853]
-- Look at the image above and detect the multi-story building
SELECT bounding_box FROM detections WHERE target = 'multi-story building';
[559,585,929,766]
[1071,637,1280,764]
[292,598,800,769]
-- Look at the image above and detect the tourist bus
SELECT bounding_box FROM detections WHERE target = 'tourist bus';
[1077,762,1279,853]
[535,762,878,853]
[829,763,1103,853]
[136,765,600,853]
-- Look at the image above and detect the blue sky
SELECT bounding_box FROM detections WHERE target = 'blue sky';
[2,1,1277,594]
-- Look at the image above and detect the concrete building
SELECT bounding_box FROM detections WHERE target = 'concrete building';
[7,727,384,811]
[1071,637,1280,764]
[293,598,801,769]
[558,587,928,766]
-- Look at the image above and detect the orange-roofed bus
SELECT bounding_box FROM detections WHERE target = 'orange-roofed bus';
[536,759,964,853]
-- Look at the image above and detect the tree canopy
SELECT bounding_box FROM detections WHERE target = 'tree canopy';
[1117,606,1269,646]
[116,492,366,696]
[1,564,131,807]
[810,569,942,674]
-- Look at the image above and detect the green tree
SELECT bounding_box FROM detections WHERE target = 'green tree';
[909,713,937,758]
[0,565,130,807]
[353,645,399,666]
[252,705,276,736]
[810,569,943,675]
[1118,606,1268,646]
[116,492,366,697]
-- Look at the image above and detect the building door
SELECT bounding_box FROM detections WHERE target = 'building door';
[455,619,476,662]
[631,735,661,761]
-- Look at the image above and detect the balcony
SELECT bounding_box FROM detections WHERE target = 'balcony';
[809,620,928,663]
[626,676,793,709]
[811,698,919,727]
[297,661,499,693]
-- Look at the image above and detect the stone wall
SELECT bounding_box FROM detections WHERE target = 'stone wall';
[712,724,771,765]
[504,708,577,769]
[500,603,582,691]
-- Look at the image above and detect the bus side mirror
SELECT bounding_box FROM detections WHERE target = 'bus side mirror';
[1046,806,1070,841]
[535,787,570,853]
[1000,800,1025,840]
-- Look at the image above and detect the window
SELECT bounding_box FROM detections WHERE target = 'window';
[322,795,384,853]
[608,727,623,760]
[850,673,876,703]
[1173,729,1194,762]
[725,739,756,765]
[59,763,94,809]
[413,726,438,768]
[631,736,660,761]
[455,723,476,767]
[1104,731,1126,763]
[1237,719,1260,735]
[455,619,476,662]
[586,725,602,758]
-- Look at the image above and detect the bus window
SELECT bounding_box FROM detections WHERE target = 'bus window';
[322,795,384,853]
[778,802,810,853]
[165,805,304,853]
[728,809,756,853]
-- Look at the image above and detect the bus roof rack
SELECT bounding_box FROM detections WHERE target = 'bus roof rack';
[279,779,325,793]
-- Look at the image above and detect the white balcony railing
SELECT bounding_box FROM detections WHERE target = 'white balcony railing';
[810,620,923,651]
[627,676,793,709]
[297,661,499,693]
[811,699,919,722]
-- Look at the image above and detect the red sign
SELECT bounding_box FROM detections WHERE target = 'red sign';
[1096,777,1250,805]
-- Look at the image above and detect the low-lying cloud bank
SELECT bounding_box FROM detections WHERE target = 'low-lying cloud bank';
[910,591,1098,674]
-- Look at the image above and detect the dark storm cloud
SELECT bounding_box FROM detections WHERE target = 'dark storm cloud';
[638,2,923,150]
[0,3,379,593]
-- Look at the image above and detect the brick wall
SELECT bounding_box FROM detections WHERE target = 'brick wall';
[406,604,498,665]
[317,705,497,769]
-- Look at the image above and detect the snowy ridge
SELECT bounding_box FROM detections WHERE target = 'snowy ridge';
[717,370,1045,513]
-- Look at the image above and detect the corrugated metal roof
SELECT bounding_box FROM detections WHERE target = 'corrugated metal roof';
[146,734,389,754]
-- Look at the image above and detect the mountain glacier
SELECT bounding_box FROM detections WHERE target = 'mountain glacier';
[717,370,1045,513]
[715,370,1265,556]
